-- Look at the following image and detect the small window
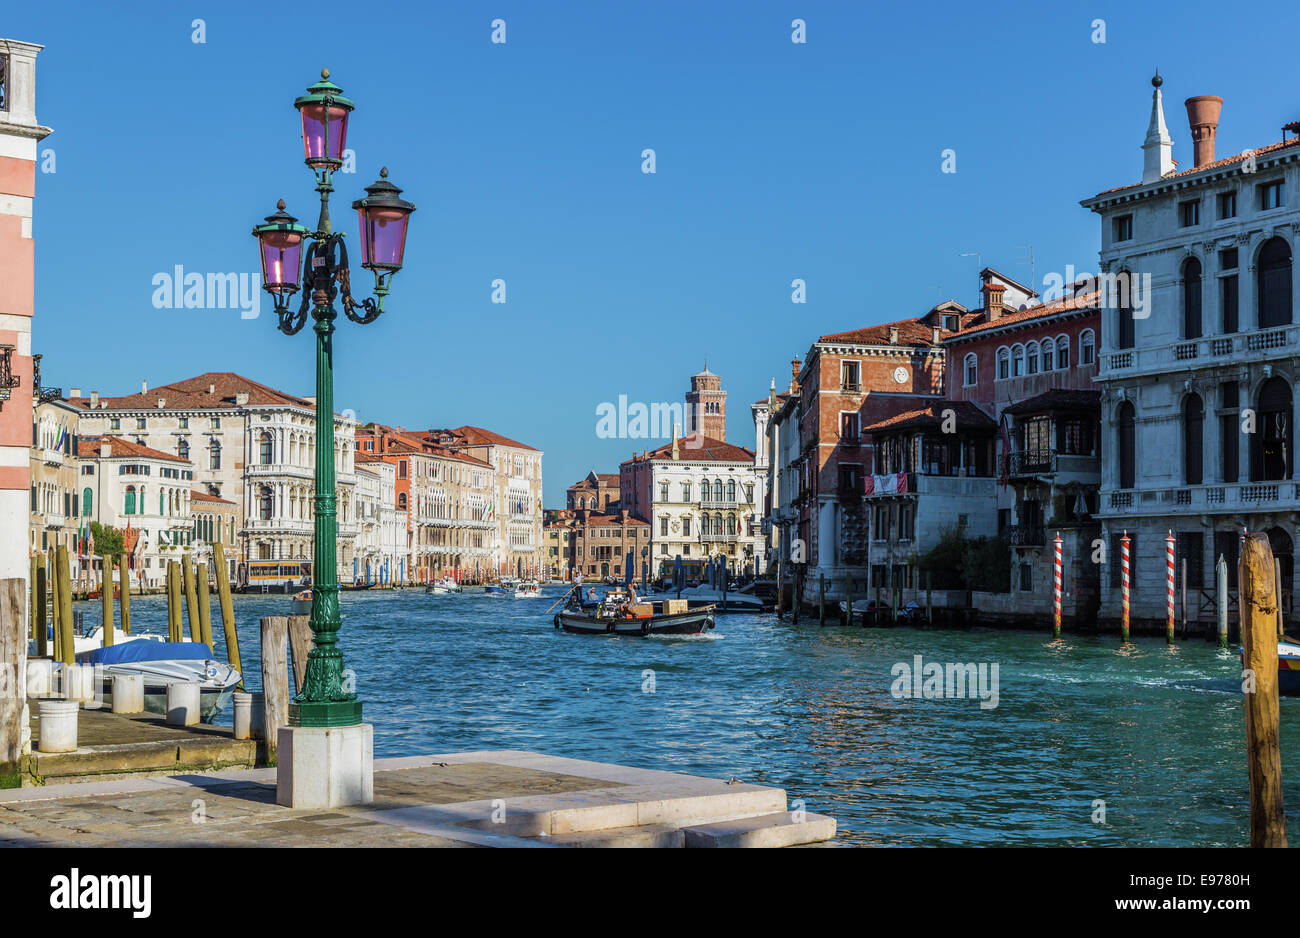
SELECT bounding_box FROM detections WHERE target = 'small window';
[1080,330,1095,365]
[178,417,189,429]
[1260,180,1285,211]
[109,418,120,430]
[1219,247,1238,270]
[1113,214,1133,242]
[840,413,859,442]
[1056,336,1070,369]
[136,417,147,430]
[963,353,978,387]
[210,417,221,429]
[1217,191,1236,219]
[841,361,861,391]
[1179,200,1200,227]
[1019,563,1033,592]
[996,348,1009,380]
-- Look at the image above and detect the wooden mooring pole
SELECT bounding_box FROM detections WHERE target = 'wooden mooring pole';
[1164,531,1176,645]
[287,614,312,695]
[117,553,132,635]
[196,564,214,651]
[1053,533,1063,640]
[99,558,114,646]
[0,578,24,788]
[213,542,242,678]
[260,616,290,766]
[845,575,853,627]
[182,552,201,643]
[1120,531,1131,644]
[55,546,74,666]
[34,553,48,658]
[1241,532,1287,847]
[818,573,825,626]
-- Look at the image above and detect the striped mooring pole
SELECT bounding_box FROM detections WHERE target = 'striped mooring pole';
[1052,532,1063,640]
[1165,530,1176,645]
[1120,531,1132,644]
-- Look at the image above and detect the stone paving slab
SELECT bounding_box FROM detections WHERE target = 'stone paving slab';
[0,751,822,848]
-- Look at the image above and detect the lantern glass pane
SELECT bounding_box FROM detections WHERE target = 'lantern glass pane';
[299,102,350,165]
[357,206,409,269]
[259,235,303,291]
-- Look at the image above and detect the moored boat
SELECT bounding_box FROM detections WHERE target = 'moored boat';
[513,581,542,598]
[74,641,241,721]
[554,598,715,636]
[290,588,313,614]
[425,576,462,594]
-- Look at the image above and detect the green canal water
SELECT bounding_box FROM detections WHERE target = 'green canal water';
[77,586,1300,847]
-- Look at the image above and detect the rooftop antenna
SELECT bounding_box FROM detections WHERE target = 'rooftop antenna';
[1014,244,1036,291]
[959,251,981,268]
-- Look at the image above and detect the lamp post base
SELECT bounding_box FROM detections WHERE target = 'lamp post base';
[276,723,374,808]
[290,699,364,728]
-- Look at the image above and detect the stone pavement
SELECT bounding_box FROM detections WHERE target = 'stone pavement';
[0,750,836,847]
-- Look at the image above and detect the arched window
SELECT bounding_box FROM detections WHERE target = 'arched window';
[996,347,1009,380]
[1258,237,1293,329]
[124,485,136,515]
[82,487,92,516]
[963,353,978,386]
[714,513,724,535]
[1117,271,1135,349]
[727,513,737,535]
[726,479,736,501]
[1012,345,1025,377]
[177,438,189,460]
[1080,329,1096,365]
[1183,394,1204,485]
[1182,257,1203,339]
[1056,334,1070,369]
[397,492,408,510]
[1117,401,1136,489]
[1026,341,1040,375]
[1252,377,1293,481]
[1041,338,1055,372]
[159,492,165,515]
[259,431,274,466]
[259,486,274,521]
[210,440,222,470]
[712,480,723,502]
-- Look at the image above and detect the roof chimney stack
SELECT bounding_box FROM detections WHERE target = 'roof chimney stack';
[982,282,1007,321]
[142,380,148,394]
[888,326,900,345]
[789,357,801,394]
[1185,95,1223,168]
[70,388,81,398]
[89,391,99,408]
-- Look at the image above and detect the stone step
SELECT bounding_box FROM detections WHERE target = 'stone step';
[682,811,837,848]
[547,824,685,848]
[452,782,789,837]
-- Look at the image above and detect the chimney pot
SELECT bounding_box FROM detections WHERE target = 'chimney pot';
[889,326,900,344]
[70,387,81,398]
[1185,96,1223,168]
[89,391,99,408]
[102,443,111,457]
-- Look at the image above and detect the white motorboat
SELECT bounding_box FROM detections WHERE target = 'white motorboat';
[513,581,542,598]
[425,576,462,594]
[74,641,240,722]
[673,584,766,613]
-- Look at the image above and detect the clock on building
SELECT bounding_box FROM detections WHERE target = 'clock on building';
[893,366,908,385]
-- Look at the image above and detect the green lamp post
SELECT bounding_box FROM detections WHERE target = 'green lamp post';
[252,69,416,728]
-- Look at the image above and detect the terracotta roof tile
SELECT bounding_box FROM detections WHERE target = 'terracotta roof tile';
[620,435,755,465]
[1002,389,1101,416]
[1092,138,1300,197]
[818,317,946,347]
[80,436,191,463]
[190,489,235,504]
[67,372,312,411]
[947,290,1100,341]
[862,401,996,434]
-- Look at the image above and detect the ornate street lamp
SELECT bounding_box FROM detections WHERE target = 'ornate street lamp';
[252,69,415,729]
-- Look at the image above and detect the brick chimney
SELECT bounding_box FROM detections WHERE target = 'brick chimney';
[789,357,801,394]
[89,391,99,408]
[982,282,1006,320]
[888,326,900,344]
[1185,96,1223,168]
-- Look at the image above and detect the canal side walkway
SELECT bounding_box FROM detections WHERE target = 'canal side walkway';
[0,750,837,848]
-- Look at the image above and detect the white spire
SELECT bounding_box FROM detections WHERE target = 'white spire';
[1142,71,1174,184]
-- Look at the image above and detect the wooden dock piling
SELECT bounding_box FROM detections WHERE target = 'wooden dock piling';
[213,542,242,679]
[1240,532,1288,847]
[0,578,24,788]
[117,553,132,635]
[182,553,201,643]
[100,560,114,646]
[818,574,825,626]
[48,551,60,662]
[55,546,74,666]
[34,553,48,658]
[1275,559,1284,640]
[287,614,312,695]
[260,616,290,766]
[845,575,853,627]
[196,565,214,652]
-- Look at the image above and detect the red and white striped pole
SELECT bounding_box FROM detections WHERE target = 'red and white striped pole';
[1053,531,1063,640]
[1165,530,1176,645]
[1120,531,1132,644]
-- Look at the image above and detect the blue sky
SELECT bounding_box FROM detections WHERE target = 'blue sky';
[11,0,1300,504]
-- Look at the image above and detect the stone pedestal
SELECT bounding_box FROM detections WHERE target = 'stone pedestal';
[276,723,373,809]
[111,674,144,714]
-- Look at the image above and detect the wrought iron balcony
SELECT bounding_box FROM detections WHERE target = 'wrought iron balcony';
[1007,524,1046,547]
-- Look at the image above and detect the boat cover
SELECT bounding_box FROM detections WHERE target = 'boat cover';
[76,642,213,666]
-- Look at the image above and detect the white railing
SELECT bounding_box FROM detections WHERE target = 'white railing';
[1102,325,1299,376]
[1104,480,1300,515]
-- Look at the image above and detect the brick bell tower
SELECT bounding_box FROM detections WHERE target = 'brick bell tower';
[685,365,726,441]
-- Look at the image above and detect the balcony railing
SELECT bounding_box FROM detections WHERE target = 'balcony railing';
[700,498,740,510]
[1007,524,1046,547]
[1008,450,1100,479]
[1103,480,1300,515]
[1102,325,1299,377]
[700,532,740,543]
